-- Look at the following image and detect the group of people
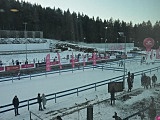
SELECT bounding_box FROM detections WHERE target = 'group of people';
[141,73,157,89]
[12,93,47,116]
[127,72,157,91]
[12,93,63,119]
[37,93,47,111]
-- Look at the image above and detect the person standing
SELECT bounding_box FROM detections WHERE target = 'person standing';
[17,71,20,80]
[127,76,132,92]
[41,93,47,109]
[37,93,43,111]
[131,73,134,82]
[152,74,157,87]
[12,95,20,116]
[110,87,116,105]
[148,97,156,120]
[56,116,62,120]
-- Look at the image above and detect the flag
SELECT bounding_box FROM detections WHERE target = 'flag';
[72,52,75,68]
[46,54,51,71]
[57,52,62,69]
[83,54,86,66]
[93,52,96,65]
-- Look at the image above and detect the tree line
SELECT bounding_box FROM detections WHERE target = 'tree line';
[0,0,160,48]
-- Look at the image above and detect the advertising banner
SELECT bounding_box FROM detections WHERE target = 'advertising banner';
[83,54,86,66]
[0,67,4,72]
[156,48,160,59]
[21,64,35,69]
[143,38,154,51]
[50,61,59,66]
[72,52,75,68]
[5,65,20,71]
[46,54,51,71]
[93,52,96,65]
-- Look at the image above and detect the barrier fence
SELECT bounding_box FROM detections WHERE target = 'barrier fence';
[0,63,125,83]
[0,64,160,114]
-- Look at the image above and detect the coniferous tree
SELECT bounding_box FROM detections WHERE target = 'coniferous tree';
[0,0,160,45]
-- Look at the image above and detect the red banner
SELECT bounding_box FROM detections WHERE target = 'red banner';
[0,67,4,72]
[57,52,62,69]
[50,61,59,66]
[83,54,86,66]
[93,52,96,65]
[72,52,75,68]
[21,64,35,69]
[46,54,51,71]
[5,65,20,71]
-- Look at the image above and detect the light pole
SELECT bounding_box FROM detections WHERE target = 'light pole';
[132,41,134,48]
[117,38,118,43]
[104,27,108,56]
[118,32,126,89]
[84,37,86,43]
[157,41,159,49]
[101,38,103,48]
[105,39,107,55]
[23,22,28,63]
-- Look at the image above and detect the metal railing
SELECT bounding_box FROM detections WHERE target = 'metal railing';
[0,64,160,115]
[122,107,149,120]
[29,111,43,120]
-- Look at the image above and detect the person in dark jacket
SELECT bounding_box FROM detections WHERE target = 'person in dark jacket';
[131,73,134,82]
[112,112,122,120]
[56,116,62,120]
[148,97,156,120]
[110,87,116,105]
[37,93,43,111]
[127,76,132,92]
[152,74,157,87]
[12,95,20,116]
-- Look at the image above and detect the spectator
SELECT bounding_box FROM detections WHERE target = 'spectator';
[110,87,116,105]
[25,60,28,65]
[42,93,47,109]
[127,76,132,92]
[12,95,20,116]
[12,59,14,65]
[37,93,43,111]
[56,116,62,120]
[152,74,157,87]
[148,97,156,120]
[131,73,134,83]
[0,60,2,66]
[112,112,122,120]
[17,71,20,80]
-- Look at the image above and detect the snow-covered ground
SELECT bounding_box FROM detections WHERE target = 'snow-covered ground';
[0,49,160,120]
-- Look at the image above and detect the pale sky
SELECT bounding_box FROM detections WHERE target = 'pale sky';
[23,0,160,24]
